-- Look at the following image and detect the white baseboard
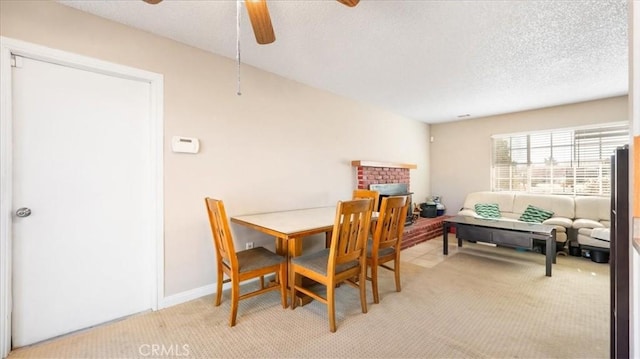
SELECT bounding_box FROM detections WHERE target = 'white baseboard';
[158,277,262,310]
[158,284,218,309]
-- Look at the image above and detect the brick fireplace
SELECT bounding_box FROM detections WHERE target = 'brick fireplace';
[351,160,448,249]
[351,160,414,190]
[351,160,415,211]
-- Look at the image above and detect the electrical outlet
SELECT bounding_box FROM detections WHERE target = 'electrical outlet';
[245,242,254,250]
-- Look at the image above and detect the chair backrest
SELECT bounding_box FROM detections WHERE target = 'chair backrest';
[352,189,380,211]
[328,198,373,273]
[373,195,409,251]
[204,198,238,271]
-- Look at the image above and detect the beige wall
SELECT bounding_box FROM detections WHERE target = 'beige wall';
[0,1,430,297]
[430,96,628,216]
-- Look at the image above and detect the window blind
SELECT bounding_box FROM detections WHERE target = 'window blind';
[491,123,629,196]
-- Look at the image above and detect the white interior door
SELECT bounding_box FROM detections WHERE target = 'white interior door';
[11,55,154,347]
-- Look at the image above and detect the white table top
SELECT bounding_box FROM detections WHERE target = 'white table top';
[231,206,379,238]
[231,206,337,236]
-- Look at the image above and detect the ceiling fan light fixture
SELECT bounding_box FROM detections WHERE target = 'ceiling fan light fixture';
[143,0,358,45]
[244,0,276,45]
[337,0,360,7]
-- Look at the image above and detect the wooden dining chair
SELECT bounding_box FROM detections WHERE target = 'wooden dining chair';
[325,189,379,248]
[352,189,380,211]
[204,197,287,326]
[366,195,409,304]
[290,198,373,332]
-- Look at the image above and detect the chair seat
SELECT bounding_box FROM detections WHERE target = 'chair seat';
[292,248,358,276]
[223,247,284,273]
[366,239,395,258]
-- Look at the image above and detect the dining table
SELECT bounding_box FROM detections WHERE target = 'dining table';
[230,206,337,305]
[230,205,377,305]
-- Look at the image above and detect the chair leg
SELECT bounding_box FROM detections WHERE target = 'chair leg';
[359,267,368,313]
[215,267,223,306]
[394,259,401,292]
[229,279,240,327]
[328,279,336,333]
[279,264,287,308]
[290,270,297,310]
[371,261,380,304]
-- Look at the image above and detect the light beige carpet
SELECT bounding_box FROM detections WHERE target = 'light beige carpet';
[8,243,609,358]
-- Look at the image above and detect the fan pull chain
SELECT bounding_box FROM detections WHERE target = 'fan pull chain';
[236,0,242,96]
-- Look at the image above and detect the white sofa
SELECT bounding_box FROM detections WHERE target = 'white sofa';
[458,191,574,245]
[458,191,611,261]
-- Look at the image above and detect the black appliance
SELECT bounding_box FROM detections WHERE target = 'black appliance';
[419,203,437,218]
[368,183,415,226]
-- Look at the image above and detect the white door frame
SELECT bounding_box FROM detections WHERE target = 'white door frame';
[0,37,164,358]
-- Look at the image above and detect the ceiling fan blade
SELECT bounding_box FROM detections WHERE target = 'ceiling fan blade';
[244,0,276,45]
[337,0,359,7]
[142,0,163,4]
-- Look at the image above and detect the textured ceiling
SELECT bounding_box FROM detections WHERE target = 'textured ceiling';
[58,0,628,124]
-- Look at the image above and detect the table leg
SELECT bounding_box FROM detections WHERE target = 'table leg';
[274,237,288,290]
[443,223,449,255]
[545,229,556,277]
[325,230,333,248]
[275,237,286,256]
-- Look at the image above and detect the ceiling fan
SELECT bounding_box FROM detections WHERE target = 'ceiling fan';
[142,0,359,45]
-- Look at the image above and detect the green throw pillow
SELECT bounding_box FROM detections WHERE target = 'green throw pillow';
[519,205,554,223]
[474,203,501,218]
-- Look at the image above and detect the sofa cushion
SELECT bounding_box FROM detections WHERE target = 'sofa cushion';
[591,228,610,241]
[574,196,610,222]
[578,228,593,236]
[512,193,575,219]
[462,191,515,214]
[501,212,521,220]
[474,203,501,218]
[519,205,554,223]
[578,234,610,249]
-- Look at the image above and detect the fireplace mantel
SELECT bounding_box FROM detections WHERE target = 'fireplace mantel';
[351,160,417,169]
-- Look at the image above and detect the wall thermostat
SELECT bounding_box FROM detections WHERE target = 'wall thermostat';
[171,136,200,154]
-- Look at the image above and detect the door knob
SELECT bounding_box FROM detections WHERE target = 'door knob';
[16,207,31,218]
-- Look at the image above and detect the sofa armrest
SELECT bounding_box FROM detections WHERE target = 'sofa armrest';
[543,217,572,228]
[457,209,478,217]
[573,218,605,229]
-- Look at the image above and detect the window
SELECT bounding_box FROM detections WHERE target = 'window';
[492,123,629,196]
